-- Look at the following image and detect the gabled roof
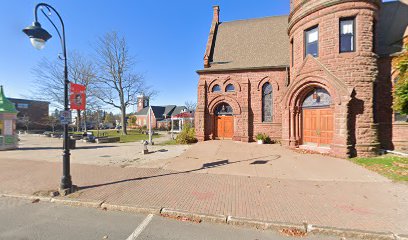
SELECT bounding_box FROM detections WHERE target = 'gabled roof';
[0,86,18,114]
[134,105,180,119]
[163,105,177,116]
[150,106,167,119]
[171,106,187,117]
[134,107,149,116]
[378,0,408,56]
[202,15,290,71]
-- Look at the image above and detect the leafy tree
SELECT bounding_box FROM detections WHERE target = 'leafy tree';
[393,43,408,115]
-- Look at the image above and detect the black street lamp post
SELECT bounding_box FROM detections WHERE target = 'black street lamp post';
[23,3,73,193]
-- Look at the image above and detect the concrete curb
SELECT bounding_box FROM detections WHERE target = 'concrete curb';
[1,193,407,240]
[1,193,52,202]
[50,198,103,209]
[311,225,405,240]
[161,208,227,224]
[227,216,408,240]
[101,203,161,215]
[227,216,304,231]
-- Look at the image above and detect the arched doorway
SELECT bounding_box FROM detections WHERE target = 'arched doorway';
[214,103,234,139]
[302,88,334,147]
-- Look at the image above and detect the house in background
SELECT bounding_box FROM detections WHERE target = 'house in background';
[7,98,50,130]
[131,95,189,130]
[170,111,195,132]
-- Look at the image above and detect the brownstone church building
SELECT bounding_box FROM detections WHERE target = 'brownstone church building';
[195,0,408,158]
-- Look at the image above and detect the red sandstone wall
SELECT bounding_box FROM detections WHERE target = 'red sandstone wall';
[393,123,408,152]
[196,68,288,142]
[287,0,380,157]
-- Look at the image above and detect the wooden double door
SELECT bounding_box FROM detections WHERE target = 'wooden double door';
[215,116,234,139]
[302,108,334,146]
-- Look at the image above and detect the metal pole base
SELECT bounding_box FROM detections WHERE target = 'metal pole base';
[58,185,77,196]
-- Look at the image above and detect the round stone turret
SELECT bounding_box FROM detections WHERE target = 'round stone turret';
[286,0,382,157]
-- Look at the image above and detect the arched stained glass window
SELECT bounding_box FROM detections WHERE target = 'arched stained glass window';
[302,88,331,108]
[212,85,221,93]
[262,83,273,122]
[215,103,233,116]
[226,84,235,92]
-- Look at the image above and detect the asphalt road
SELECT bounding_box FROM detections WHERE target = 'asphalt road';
[0,197,352,240]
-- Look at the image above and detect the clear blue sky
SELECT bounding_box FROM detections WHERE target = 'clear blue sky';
[0,0,290,112]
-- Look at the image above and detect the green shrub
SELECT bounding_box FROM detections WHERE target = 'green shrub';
[256,133,265,141]
[176,123,197,144]
[256,133,274,144]
[264,135,272,144]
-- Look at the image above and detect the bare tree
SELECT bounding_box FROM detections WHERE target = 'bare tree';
[43,115,59,132]
[18,115,31,132]
[92,32,151,135]
[68,52,98,132]
[31,58,64,108]
[184,101,197,112]
[31,52,98,132]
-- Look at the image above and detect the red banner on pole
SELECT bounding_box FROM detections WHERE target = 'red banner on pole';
[69,83,86,110]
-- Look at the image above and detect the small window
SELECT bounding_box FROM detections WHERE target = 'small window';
[340,18,355,52]
[226,84,235,92]
[305,26,319,57]
[17,103,29,109]
[291,39,294,66]
[212,85,221,93]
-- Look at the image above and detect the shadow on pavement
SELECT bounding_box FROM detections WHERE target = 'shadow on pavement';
[78,154,281,191]
[15,145,118,151]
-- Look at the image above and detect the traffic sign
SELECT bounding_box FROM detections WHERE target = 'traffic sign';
[60,110,72,125]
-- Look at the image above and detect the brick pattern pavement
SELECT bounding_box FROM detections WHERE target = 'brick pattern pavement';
[0,158,407,234]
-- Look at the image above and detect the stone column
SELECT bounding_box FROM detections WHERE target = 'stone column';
[240,79,250,142]
[195,81,207,141]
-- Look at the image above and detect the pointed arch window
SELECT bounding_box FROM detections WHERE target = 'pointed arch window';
[262,83,273,122]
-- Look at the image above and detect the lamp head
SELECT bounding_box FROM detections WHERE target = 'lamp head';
[22,22,52,50]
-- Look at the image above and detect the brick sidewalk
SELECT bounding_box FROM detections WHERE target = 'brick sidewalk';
[0,158,407,234]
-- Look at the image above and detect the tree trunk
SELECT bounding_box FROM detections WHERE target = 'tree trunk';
[83,111,88,132]
[76,110,81,132]
[121,107,127,135]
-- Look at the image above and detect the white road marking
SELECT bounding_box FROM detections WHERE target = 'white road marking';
[126,214,154,240]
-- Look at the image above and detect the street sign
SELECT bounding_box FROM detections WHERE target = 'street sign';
[60,110,72,125]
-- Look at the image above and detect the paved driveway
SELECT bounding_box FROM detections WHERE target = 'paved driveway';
[151,140,389,182]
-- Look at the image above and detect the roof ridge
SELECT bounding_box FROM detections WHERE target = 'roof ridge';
[220,14,288,24]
